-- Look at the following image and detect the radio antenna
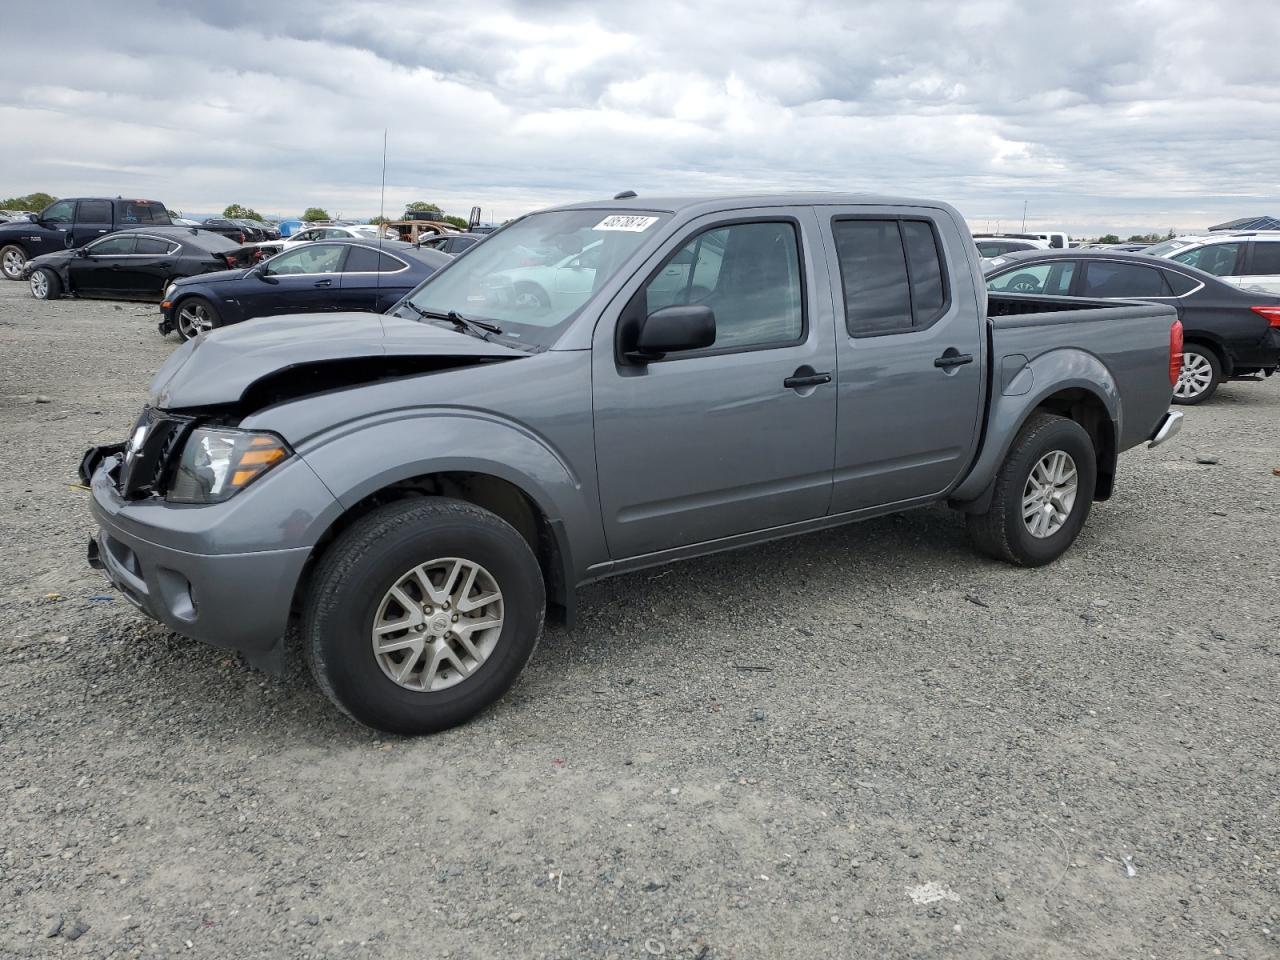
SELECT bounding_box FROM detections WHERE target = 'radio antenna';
[375,128,387,310]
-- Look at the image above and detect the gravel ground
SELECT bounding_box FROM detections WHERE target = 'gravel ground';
[1,279,1278,960]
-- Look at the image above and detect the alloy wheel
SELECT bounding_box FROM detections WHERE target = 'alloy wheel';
[1022,450,1078,538]
[176,302,213,339]
[2,248,25,280]
[1174,351,1213,400]
[370,557,505,692]
[29,270,48,299]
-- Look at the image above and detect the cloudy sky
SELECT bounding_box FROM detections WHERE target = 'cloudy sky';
[3,0,1278,236]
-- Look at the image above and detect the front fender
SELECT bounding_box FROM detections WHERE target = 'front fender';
[950,347,1120,503]
[294,409,603,577]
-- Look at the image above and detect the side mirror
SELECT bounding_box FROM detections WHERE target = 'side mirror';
[255,266,278,284]
[75,247,90,258]
[627,304,716,363]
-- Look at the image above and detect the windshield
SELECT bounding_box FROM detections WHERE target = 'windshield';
[394,208,669,348]
[1144,238,1194,257]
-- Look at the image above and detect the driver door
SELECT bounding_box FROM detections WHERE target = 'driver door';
[250,243,346,318]
[68,235,137,294]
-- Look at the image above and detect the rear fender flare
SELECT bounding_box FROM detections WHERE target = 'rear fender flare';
[950,347,1119,504]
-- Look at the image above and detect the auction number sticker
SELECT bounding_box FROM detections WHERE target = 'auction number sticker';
[592,215,659,232]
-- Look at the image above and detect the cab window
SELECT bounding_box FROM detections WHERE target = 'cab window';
[42,201,75,223]
[644,221,803,351]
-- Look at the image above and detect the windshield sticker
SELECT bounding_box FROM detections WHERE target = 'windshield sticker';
[592,215,659,233]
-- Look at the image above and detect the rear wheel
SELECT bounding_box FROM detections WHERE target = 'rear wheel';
[303,498,545,735]
[175,296,219,340]
[966,412,1096,566]
[1,244,27,281]
[1006,273,1041,293]
[1173,346,1221,405]
[29,268,61,300]
[513,282,550,311]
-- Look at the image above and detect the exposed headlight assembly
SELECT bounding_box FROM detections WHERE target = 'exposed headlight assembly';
[166,427,290,504]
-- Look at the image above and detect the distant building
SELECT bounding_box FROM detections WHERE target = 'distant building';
[1208,216,1280,232]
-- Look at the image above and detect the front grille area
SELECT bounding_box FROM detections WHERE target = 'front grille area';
[117,408,195,500]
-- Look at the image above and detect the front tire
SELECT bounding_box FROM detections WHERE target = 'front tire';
[966,413,1097,567]
[29,267,61,300]
[174,296,219,340]
[1172,346,1221,405]
[1,244,28,281]
[303,498,545,735]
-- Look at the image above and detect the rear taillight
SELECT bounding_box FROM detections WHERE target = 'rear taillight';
[1251,305,1280,327]
[1169,319,1183,386]
[237,232,245,244]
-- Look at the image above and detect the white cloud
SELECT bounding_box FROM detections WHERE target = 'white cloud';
[0,0,1277,235]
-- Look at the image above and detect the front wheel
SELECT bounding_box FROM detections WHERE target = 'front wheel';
[966,412,1097,566]
[29,267,61,300]
[174,296,219,340]
[1172,346,1221,405]
[1,244,28,281]
[303,498,546,735]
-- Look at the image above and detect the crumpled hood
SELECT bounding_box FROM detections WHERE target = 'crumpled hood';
[150,311,527,409]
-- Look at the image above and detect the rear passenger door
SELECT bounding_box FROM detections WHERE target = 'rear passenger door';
[1239,241,1280,294]
[822,209,984,513]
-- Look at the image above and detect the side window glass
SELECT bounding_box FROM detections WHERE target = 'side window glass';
[343,246,380,272]
[1162,270,1199,296]
[833,219,912,334]
[1248,242,1280,275]
[78,200,112,223]
[377,252,405,272]
[986,261,1075,295]
[1081,262,1169,297]
[134,237,172,255]
[644,221,803,350]
[901,221,947,322]
[87,235,136,255]
[267,244,343,275]
[1172,243,1240,277]
[43,201,75,223]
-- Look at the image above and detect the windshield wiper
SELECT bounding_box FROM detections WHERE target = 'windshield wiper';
[402,304,503,340]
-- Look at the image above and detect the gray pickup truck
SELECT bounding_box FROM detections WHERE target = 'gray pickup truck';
[82,193,1184,734]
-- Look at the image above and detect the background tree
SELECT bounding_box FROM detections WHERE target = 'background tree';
[368,215,391,225]
[404,201,442,215]
[302,207,330,222]
[223,203,264,220]
[443,215,469,230]
[1,191,56,211]
[1097,234,1121,244]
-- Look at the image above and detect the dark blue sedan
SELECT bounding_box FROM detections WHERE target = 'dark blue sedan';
[159,239,450,340]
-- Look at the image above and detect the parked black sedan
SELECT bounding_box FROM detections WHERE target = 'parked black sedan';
[985,249,1280,404]
[159,238,450,340]
[23,226,248,302]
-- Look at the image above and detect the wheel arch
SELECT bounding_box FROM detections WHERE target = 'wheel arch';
[293,470,575,628]
[1181,334,1232,377]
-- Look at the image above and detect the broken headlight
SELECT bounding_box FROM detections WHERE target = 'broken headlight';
[166,427,291,504]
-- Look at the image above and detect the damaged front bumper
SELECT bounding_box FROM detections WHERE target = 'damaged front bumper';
[83,446,330,671]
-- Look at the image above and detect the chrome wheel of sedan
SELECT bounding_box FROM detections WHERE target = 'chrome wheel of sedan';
[29,270,49,299]
[371,557,504,692]
[1022,450,1078,538]
[176,301,213,340]
[1174,351,1214,401]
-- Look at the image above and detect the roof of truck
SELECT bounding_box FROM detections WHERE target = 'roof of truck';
[551,192,952,214]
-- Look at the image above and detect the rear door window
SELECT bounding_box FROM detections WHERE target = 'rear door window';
[833,218,950,335]
[1162,269,1200,296]
[77,200,112,223]
[1080,261,1170,297]
[1172,243,1241,277]
[1248,242,1280,275]
[135,236,176,255]
[344,246,407,272]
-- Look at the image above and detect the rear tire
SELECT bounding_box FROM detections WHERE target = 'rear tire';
[303,498,545,735]
[966,413,1096,567]
[1,244,27,281]
[29,267,61,300]
[174,296,220,340]
[1172,346,1221,405]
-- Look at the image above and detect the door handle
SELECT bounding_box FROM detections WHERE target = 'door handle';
[933,351,974,369]
[314,278,333,287]
[783,371,832,389]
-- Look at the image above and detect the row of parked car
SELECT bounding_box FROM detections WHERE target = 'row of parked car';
[5,194,1278,408]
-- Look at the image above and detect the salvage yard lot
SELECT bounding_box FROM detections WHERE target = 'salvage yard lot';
[1,281,1277,958]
